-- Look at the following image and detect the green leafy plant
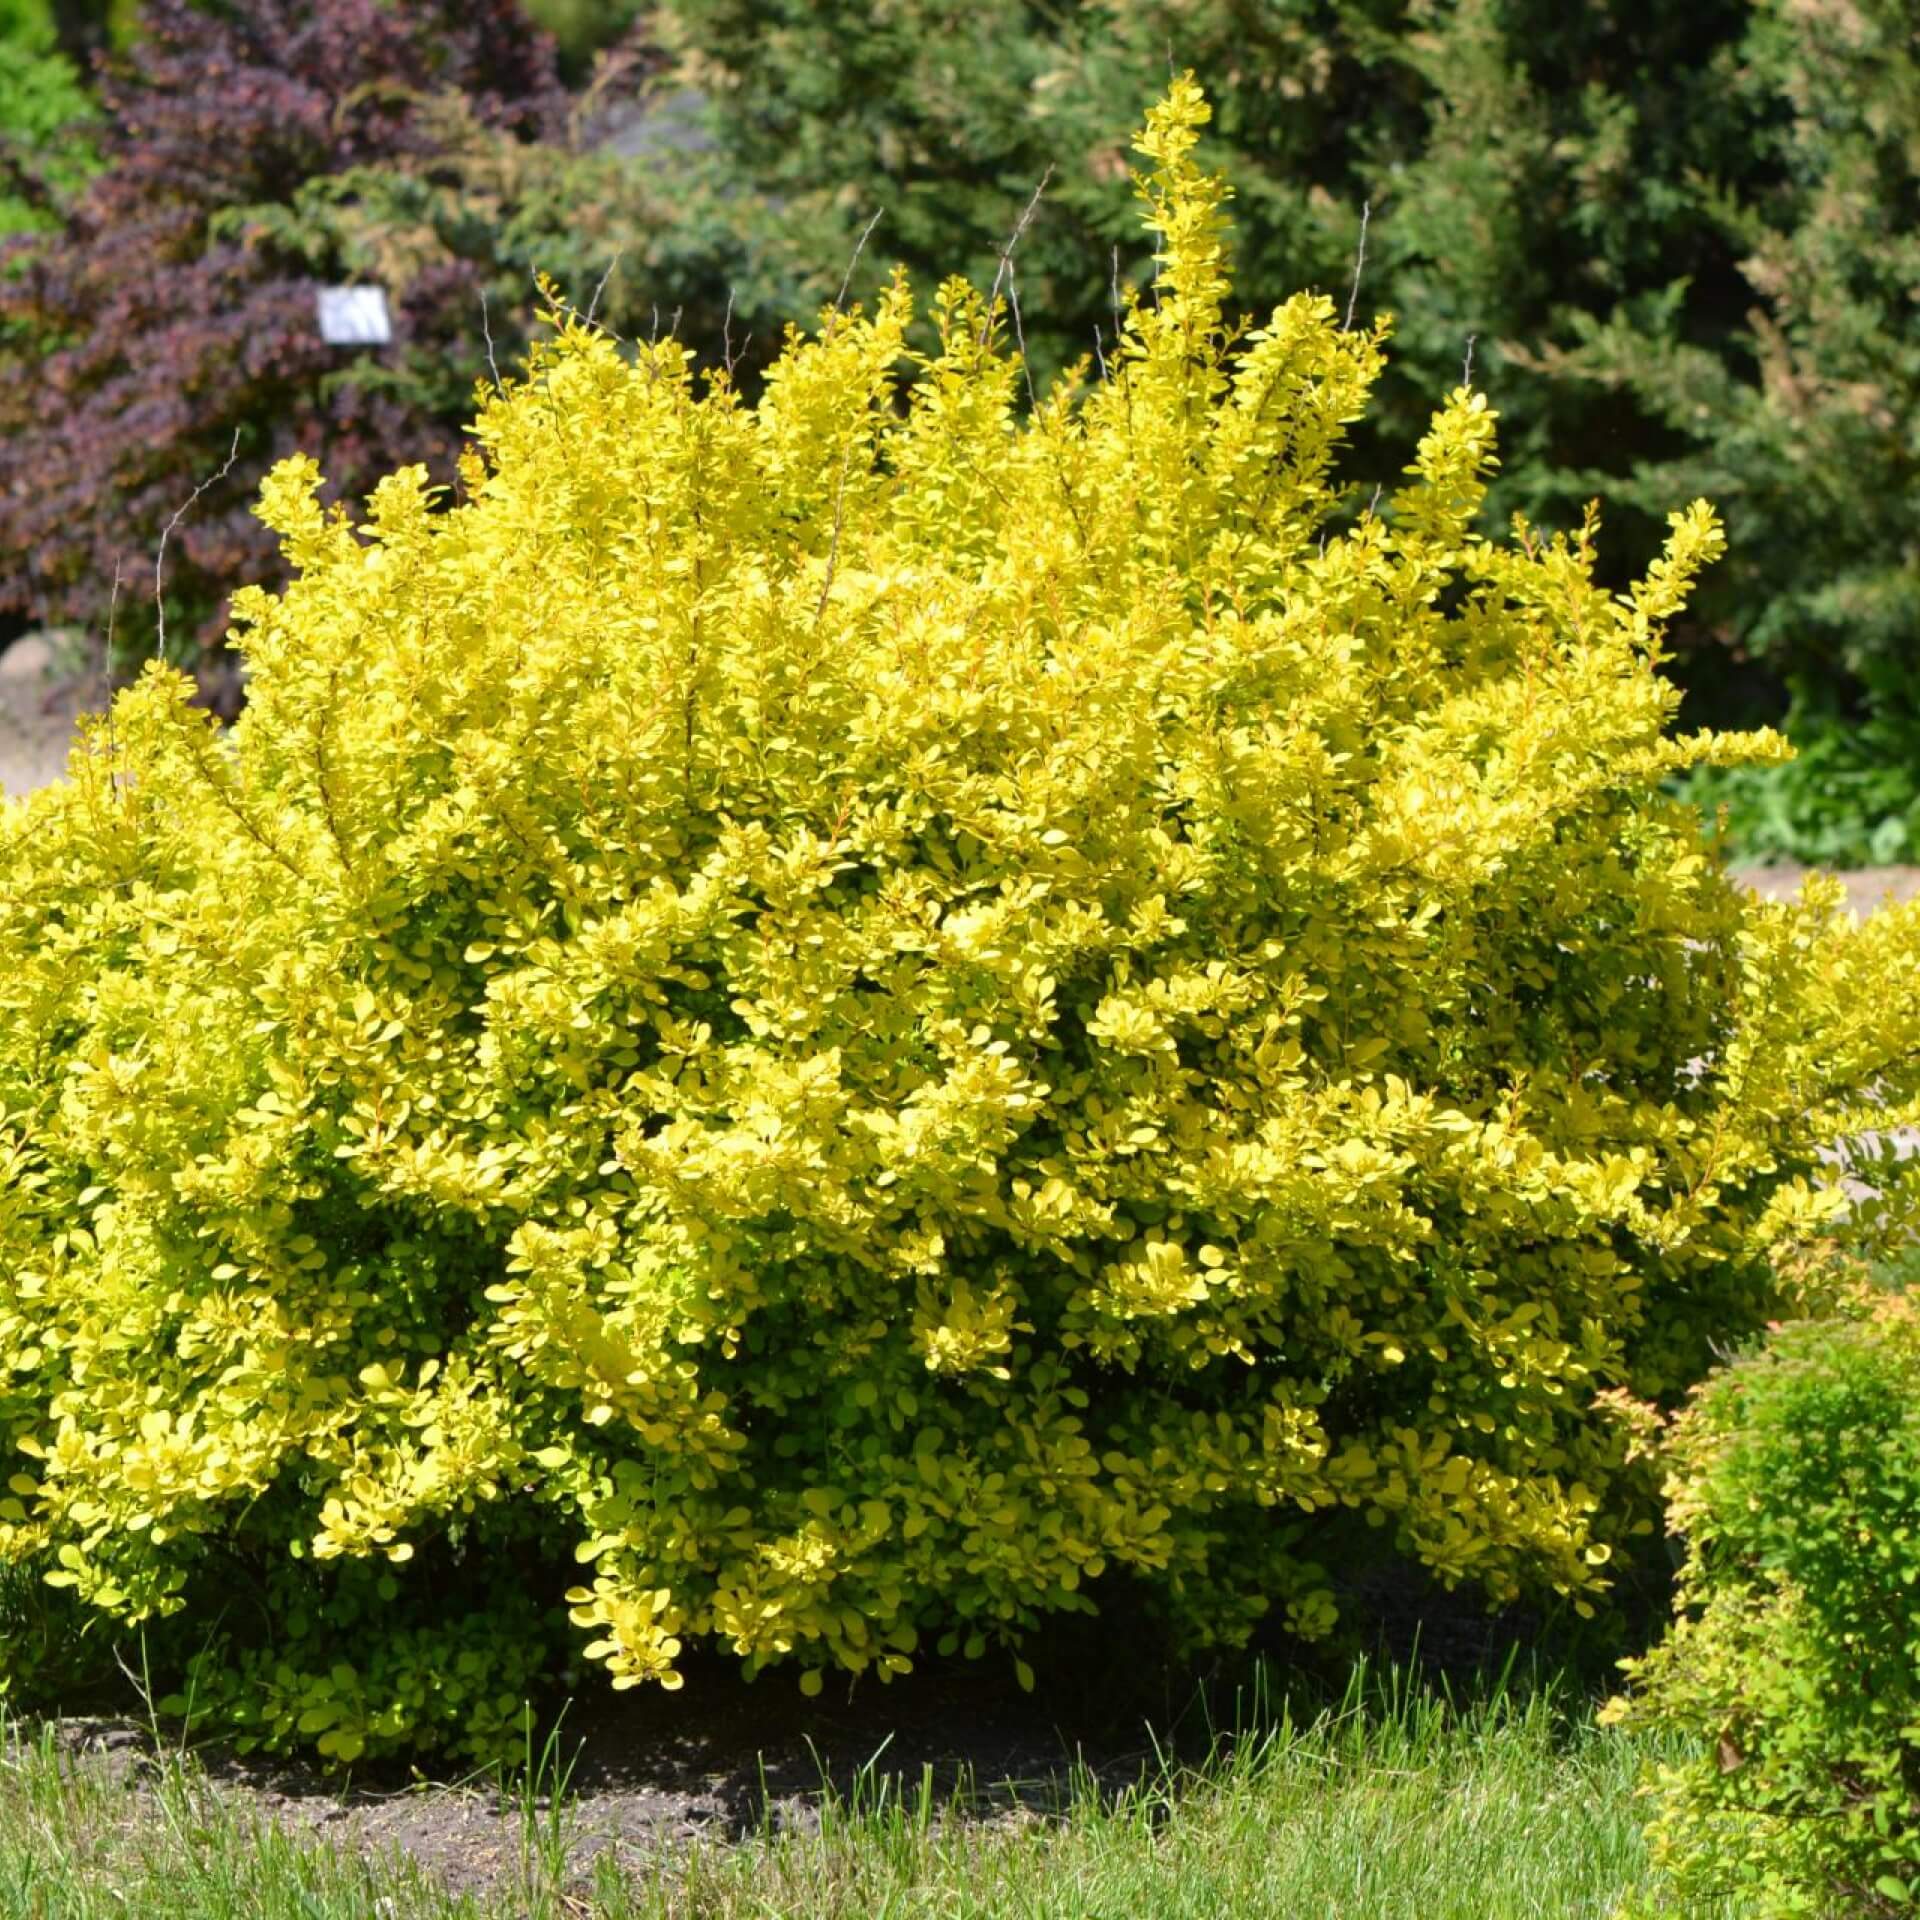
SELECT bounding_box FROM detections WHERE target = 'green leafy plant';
[0,0,97,235]
[6,79,1920,1765]
[1607,1287,1920,1917]
[1550,0,1920,864]
[1685,717,1920,872]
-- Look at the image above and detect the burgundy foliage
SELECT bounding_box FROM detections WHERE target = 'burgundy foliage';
[0,0,565,683]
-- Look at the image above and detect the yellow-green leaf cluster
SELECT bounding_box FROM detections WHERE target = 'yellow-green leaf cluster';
[4,76,1920,1763]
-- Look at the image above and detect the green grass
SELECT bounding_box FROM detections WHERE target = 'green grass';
[0,1668,1734,1919]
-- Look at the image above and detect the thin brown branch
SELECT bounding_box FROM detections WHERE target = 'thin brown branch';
[1344,200,1371,331]
[175,708,301,878]
[827,209,887,338]
[1007,266,1038,412]
[480,287,502,388]
[104,562,122,800]
[154,428,240,663]
[586,249,624,326]
[979,167,1054,350]
[721,284,740,377]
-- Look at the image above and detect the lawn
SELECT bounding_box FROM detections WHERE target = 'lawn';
[0,1667,1732,1919]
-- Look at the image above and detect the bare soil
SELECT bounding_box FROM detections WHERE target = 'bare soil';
[32,1562,1588,1902]
[50,1657,1196,1900]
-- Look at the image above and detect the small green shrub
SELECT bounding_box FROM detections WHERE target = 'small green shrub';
[1607,1290,1920,1917]
[5,79,1920,1765]
[1684,712,1920,869]
[0,1,96,236]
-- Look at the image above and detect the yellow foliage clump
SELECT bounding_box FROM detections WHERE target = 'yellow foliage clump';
[4,77,1920,1762]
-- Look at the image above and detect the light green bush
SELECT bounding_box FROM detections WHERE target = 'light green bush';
[0,0,95,235]
[4,79,1920,1764]
[1607,1289,1920,1917]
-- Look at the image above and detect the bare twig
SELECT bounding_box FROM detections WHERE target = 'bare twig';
[104,561,122,792]
[154,428,240,664]
[722,285,744,377]
[1462,332,1477,388]
[105,560,121,674]
[1344,200,1371,331]
[1093,321,1109,381]
[1008,267,1038,411]
[174,700,300,876]
[586,249,624,326]
[480,288,502,388]
[979,167,1053,349]
[832,208,886,321]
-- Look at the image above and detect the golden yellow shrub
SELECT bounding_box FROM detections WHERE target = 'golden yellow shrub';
[4,78,1920,1762]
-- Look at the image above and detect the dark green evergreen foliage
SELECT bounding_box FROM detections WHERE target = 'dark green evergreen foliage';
[1551,0,1920,860]
[660,0,1920,855]
[658,0,1761,518]
[656,0,1405,392]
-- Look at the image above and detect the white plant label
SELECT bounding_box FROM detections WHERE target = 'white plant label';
[316,285,393,347]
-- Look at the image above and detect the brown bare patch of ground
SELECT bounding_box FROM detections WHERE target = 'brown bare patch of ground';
[33,1572,1569,1904]
[48,1657,1195,1902]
